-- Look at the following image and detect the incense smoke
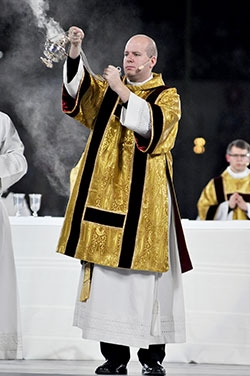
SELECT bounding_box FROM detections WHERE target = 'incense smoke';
[24,0,64,39]
[0,0,144,213]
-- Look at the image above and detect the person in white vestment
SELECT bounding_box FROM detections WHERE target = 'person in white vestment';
[197,139,250,220]
[0,111,27,358]
[60,27,192,375]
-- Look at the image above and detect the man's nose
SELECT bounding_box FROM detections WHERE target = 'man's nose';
[126,54,133,62]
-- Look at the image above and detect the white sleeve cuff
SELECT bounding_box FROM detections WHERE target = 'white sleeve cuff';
[214,201,233,220]
[246,203,250,218]
[120,92,151,139]
[63,58,84,98]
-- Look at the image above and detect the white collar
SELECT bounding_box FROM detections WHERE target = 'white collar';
[126,74,153,86]
[227,166,250,179]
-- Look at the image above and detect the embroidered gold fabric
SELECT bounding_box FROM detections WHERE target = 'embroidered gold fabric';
[57,73,181,273]
[197,169,250,220]
[80,262,92,302]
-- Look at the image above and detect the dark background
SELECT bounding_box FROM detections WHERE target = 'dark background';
[0,0,249,219]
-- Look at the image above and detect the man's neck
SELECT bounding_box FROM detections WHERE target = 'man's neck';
[126,74,153,86]
[227,166,250,178]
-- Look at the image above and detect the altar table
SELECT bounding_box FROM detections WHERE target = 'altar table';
[10,217,250,364]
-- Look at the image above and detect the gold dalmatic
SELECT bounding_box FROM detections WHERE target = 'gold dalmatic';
[198,169,250,220]
[57,70,193,276]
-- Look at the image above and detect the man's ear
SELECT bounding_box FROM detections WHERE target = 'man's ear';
[226,154,230,163]
[150,56,157,68]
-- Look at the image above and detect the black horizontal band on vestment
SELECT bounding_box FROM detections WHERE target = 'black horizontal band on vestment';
[84,207,125,228]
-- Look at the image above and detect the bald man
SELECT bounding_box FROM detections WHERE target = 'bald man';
[57,28,192,375]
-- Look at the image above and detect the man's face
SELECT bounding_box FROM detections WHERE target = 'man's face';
[226,146,250,173]
[123,36,155,82]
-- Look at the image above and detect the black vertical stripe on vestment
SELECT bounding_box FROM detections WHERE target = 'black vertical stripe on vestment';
[206,205,219,220]
[118,146,148,268]
[64,87,118,257]
[135,86,167,152]
[117,87,167,268]
[146,104,164,153]
[165,162,193,273]
[146,86,167,153]
[118,86,168,268]
[205,175,224,220]
[135,104,163,152]
[62,70,91,115]
[214,175,225,203]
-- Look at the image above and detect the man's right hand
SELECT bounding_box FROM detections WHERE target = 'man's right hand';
[68,26,84,59]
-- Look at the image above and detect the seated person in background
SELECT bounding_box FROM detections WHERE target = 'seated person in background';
[197,139,250,220]
[0,111,27,358]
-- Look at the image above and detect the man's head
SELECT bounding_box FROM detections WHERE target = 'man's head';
[123,34,157,82]
[226,139,250,173]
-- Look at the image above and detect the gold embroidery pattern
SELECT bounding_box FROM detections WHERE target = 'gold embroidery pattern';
[57,73,182,273]
[75,222,123,267]
[87,122,135,213]
[132,155,169,272]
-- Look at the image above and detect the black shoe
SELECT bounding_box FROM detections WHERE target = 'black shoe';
[95,360,128,375]
[142,362,166,375]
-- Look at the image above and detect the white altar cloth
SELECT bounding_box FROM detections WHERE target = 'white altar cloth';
[10,217,250,364]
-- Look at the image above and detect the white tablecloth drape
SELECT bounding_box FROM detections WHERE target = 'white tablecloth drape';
[10,217,250,365]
